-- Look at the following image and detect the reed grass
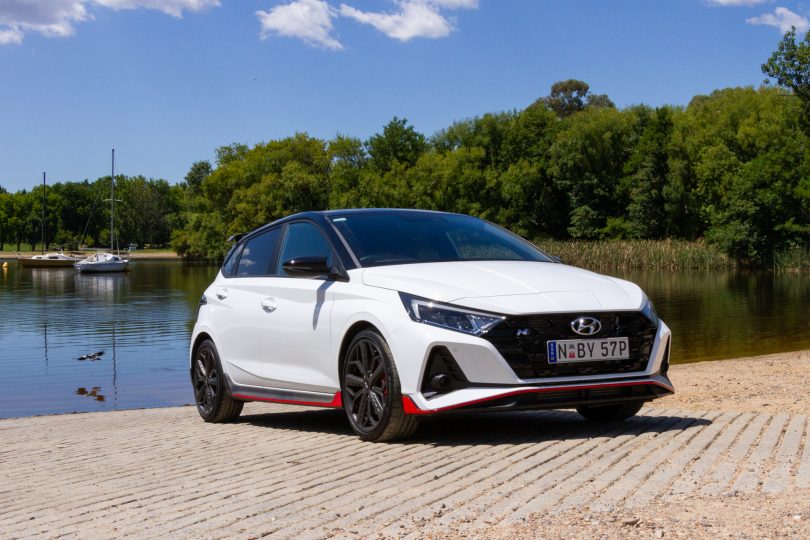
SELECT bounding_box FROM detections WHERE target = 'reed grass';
[534,239,736,271]
[773,247,810,273]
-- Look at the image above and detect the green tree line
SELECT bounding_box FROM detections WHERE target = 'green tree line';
[0,176,181,251]
[172,80,809,264]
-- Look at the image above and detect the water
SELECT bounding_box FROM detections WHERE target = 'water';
[0,262,808,419]
[0,261,217,419]
[614,269,810,364]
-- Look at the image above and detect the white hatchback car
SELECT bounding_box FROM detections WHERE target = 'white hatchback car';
[191,209,673,441]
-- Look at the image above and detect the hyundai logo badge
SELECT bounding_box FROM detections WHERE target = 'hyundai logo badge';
[571,317,601,336]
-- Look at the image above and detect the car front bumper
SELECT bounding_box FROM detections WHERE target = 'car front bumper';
[387,318,673,415]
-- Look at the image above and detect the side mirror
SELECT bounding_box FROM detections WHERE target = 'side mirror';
[282,256,337,278]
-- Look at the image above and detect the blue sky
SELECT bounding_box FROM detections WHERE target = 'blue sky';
[1,0,808,192]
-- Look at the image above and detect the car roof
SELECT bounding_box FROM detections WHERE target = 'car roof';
[235,208,465,244]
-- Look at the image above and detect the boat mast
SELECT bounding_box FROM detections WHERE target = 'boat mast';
[42,172,46,254]
[111,149,115,255]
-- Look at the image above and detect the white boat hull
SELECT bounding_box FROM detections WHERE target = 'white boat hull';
[75,261,129,273]
[74,253,130,273]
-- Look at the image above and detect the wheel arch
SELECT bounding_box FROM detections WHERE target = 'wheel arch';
[338,321,382,384]
[190,331,213,369]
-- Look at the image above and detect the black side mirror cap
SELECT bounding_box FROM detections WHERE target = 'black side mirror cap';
[282,256,346,280]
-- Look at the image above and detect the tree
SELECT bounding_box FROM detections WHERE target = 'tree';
[215,143,249,167]
[539,80,615,119]
[184,161,212,194]
[0,192,10,250]
[366,117,427,172]
[328,135,366,209]
[762,27,810,131]
[549,107,637,238]
[624,107,674,239]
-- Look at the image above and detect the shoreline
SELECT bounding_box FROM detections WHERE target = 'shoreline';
[0,348,806,421]
[0,249,181,261]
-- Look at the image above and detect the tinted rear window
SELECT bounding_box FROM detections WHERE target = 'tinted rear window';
[236,227,282,277]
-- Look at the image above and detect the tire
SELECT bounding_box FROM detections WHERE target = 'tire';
[341,329,419,442]
[576,401,644,422]
[191,339,243,423]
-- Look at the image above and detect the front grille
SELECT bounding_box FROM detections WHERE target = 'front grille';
[482,312,658,379]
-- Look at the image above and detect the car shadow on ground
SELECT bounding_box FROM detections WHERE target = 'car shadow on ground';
[239,408,712,446]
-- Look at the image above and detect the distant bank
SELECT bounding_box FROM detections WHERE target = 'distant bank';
[1,250,181,261]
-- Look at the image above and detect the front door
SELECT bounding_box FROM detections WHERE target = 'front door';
[257,221,338,392]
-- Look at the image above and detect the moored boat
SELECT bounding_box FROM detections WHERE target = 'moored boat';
[19,252,81,268]
[76,150,131,274]
[74,252,129,273]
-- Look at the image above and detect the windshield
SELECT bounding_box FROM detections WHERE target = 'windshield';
[330,211,554,267]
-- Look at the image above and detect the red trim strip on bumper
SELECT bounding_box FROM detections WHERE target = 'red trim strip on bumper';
[232,391,342,408]
[402,380,673,415]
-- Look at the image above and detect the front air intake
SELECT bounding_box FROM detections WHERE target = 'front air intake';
[421,346,469,399]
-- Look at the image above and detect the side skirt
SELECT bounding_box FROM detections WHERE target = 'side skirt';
[227,376,342,408]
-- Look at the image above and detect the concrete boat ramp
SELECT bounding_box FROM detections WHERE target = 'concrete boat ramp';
[1,403,808,539]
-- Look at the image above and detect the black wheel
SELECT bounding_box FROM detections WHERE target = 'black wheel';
[576,401,644,422]
[191,339,243,423]
[341,330,418,442]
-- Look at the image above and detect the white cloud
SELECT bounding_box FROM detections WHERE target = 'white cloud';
[747,6,810,33]
[0,26,24,45]
[429,0,479,8]
[339,0,476,42]
[0,0,218,44]
[706,0,769,6]
[256,0,343,50]
[93,1,220,18]
[0,0,90,44]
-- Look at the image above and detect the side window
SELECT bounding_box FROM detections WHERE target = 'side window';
[221,243,242,277]
[276,222,333,277]
[236,228,282,277]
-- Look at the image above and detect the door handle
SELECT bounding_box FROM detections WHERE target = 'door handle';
[260,297,277,313]
[215,288,228,300]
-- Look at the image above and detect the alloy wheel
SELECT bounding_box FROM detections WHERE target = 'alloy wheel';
[193,346,219,416]
[344,338,388,432]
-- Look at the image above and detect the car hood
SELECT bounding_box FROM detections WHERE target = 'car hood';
[360,261,645,315]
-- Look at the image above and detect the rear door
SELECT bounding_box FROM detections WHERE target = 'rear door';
[211,226,282,386]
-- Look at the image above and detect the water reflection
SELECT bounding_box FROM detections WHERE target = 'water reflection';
[76,387,105,402]
[612,270,810,363]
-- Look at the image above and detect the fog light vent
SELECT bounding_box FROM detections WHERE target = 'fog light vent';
[421,346,469,399]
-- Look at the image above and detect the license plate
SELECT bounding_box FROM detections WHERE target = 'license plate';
[547,338,629,363]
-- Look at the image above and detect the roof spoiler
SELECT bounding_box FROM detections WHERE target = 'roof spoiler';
[227,233,246,243]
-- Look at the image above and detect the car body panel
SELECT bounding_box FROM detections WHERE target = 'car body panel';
[360,260,644,313]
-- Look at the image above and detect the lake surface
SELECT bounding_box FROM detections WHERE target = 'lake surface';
[1,261,808,419]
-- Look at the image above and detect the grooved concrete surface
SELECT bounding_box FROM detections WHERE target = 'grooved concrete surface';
[1,403,808,539]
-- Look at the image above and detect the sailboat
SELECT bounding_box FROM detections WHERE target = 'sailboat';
[18,173,80,268]
[75,150,130,273]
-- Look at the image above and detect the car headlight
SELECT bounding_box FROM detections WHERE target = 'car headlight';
[642,297,659,326]
[399,292,505,336]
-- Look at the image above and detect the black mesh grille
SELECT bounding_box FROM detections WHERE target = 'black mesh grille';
[482,312,658,379]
